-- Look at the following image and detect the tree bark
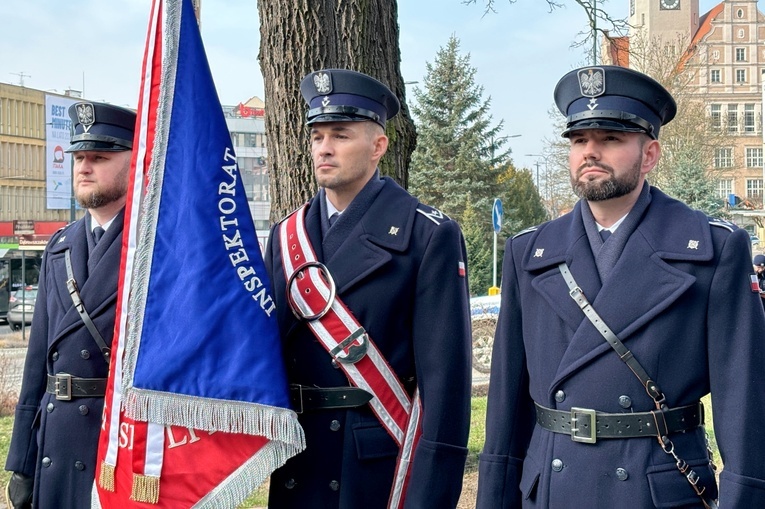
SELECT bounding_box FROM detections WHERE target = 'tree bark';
[257,0,417,221]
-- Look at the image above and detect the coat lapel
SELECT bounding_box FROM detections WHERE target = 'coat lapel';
[526,190,712,388]
[325,179,416,294]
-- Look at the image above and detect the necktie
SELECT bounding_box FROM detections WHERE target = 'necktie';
[93,226,105,244]
[329,212,339,227]
[599,229,611,242]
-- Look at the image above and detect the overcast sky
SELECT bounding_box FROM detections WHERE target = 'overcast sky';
[0,0,749,172]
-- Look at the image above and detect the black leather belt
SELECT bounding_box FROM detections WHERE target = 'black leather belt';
[290,385,373,414]
[535,402,704,444]
[46,374,107,401]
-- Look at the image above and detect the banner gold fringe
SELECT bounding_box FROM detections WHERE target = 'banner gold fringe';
[98,461,115,492]
[131,474,160,504]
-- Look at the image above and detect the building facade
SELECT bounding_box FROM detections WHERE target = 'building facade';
[611,0,765,233]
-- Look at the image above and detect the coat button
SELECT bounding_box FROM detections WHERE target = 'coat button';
[46,403,54,413]
[42,457,52,467]
[79,405,89,415]
[51,352,59,361]
[75,461,85,471]
[330,420,341,432]
[554,390,566,403]
[616,468,629,481]
[80,350,91,360]
[551,459,564,472]
[329,480,340,491]
[618,395,632,409]
[331,359,340,369]
[284,478,296,489]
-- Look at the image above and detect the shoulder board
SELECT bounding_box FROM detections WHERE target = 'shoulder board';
[416,205,450,225]
[512,226,539,239]
[708,217,736,232]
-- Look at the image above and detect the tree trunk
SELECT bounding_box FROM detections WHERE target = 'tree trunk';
[257,0,417,220]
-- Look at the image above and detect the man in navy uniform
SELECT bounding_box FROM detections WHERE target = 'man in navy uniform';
[5,102,136,509]
[477,65,765,508]
[265,69,472,508]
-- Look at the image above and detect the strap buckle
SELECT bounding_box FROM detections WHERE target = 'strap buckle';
[329,327,369,364]
[53,373,72,401]
[286,261,336,321]
[570,407,597,444]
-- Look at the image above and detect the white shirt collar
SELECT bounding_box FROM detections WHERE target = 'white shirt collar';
[596,212,628,233]
[91,215,118,233]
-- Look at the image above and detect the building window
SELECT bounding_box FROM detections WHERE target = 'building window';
[736,69,747,83]
[737,8,744,18]
[718,178,733,199]
[744,104,756,132]
[746,147,763,167]
[736,48,746,62]
[710,104,722,130]
[714,147,734,168]
[710,69,721,83]
[727,104,738,132]
[747,179,763,199]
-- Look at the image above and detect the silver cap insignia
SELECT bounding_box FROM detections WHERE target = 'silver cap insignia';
[313,72,332,95]
[75,102,96,133]
[578,67,605,98]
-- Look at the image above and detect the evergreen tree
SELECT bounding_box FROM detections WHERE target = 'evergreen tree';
[497,165,548,235]
[461,198,494,296]
[409,35,510,222]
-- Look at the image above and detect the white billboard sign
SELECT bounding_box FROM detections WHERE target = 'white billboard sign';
[45,95,78,209]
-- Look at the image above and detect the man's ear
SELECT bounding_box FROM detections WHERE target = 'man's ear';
[641,137,661,176]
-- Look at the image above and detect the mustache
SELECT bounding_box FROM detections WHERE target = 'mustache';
[576,161,614,176]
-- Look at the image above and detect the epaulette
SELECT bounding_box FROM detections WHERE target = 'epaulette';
[416,204,450,226]
[512,225,539,239]
[708,217,736,232]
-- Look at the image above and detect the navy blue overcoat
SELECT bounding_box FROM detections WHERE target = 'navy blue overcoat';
[477,187,765,508]
[6,211,123,509]
[265,176,472,508]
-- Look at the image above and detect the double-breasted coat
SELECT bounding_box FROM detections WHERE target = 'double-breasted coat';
[6,211,124,509]
[477,187,765,508]
[265,176,472,508]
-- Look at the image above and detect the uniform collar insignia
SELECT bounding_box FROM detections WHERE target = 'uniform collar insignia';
[313,71,332,95]
[75,102,96,133]
[534,248,544,257]
[388,226,399,235]
[578,67,605,98]
[58,235,66,243]
[687,240,699,250]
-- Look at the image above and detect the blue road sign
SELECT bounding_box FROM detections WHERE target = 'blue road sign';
[492,198,503,233]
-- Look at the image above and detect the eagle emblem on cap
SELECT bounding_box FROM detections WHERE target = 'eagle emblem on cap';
[313,72,332,95]
[578,68,605,98]
[75,102,96,133]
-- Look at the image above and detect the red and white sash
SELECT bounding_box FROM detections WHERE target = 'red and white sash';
[279,205,422,508]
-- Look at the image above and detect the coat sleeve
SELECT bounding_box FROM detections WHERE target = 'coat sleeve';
[707,228,765,505]
[5,249,52,476]
[404,219,472,509]
[475,236,536,509]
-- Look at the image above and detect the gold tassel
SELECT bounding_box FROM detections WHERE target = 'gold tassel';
[131,474,160,504]
[98,461,115,492]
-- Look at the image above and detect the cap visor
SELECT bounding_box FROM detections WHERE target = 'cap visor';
[562,119,649,138]
[65,141,131,153]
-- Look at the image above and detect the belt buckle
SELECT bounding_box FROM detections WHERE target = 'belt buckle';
[329,327,369,364]
[286,261,336,321]
[570,407,596,444]
[54,373,72,401]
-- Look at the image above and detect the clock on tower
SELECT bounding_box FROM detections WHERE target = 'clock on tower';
[660,0,680,10]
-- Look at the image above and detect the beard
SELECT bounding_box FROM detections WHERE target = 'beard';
[571,158,642,202]
[75,158,129,209]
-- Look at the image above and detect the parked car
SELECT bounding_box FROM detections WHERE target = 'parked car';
[8,285,38,330]
[470,294,501,374]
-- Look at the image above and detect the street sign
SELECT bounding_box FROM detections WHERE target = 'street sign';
[492,198,503,233]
